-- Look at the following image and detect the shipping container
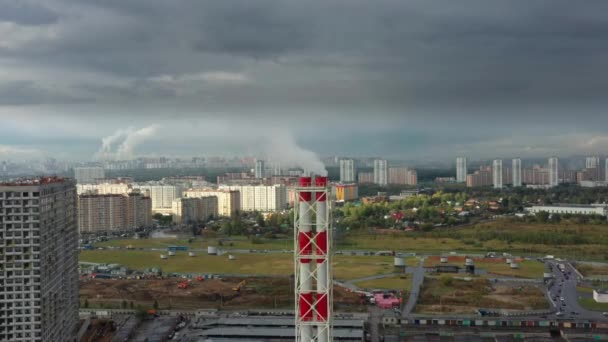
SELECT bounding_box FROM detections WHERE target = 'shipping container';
[563,322,572,328]
[539,321,549,327]
[438,319,445,326]
[462,320,471,327]
[487,320,497,326]
[597,322,608,329]
[475,320,484,326]
[414,320,420,325]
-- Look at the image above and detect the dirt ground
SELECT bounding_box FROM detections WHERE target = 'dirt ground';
[416,277,549,315]
[80,277,367,311]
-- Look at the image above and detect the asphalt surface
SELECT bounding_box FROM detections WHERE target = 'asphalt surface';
[545,260,606,321]
[403,257,426,317]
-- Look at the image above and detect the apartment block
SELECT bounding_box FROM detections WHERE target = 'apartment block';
[183,189,240,216]
[74,167,104,184]
[172,196,218,225]
[78,193,152,233]
[0,177,79,341]
[388,167,417,185]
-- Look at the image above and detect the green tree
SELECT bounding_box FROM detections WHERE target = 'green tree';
[121,300,127,309]
[129,301,134,309]
[84,298,89,309]
[153,299,159,310]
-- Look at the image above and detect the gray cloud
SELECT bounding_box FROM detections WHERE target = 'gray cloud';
[1,0,608,160]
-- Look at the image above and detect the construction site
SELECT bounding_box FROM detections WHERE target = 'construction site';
[79,277,368,312]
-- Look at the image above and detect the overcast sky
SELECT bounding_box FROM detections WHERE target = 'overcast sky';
[1,0,608,163]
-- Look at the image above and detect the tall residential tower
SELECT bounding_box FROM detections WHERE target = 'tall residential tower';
[549,157,559,187]
[373,159,388,186]
[492,159,503,189]
[456,157,467,183]
[0,178,79,341]
[339,159,355,183]
[512,158,522,187]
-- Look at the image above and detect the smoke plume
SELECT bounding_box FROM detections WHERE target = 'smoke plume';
[262,130,327,176]
[96,124,159,160]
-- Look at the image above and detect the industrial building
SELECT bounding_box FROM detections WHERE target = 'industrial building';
[593,289,608,303]
[183,189,240,216]
[0,177,79,341]
[187,315,366,341]
[527,204,608,216]
[78,192,152,233]
[172,196,218,224]
[74,166,105,184]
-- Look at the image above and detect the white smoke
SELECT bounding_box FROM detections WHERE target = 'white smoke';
[262,130,327,176]
[96,124,159,161]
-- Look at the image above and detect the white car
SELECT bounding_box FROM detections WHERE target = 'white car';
[560,297,565,301]
[556,312,564,316]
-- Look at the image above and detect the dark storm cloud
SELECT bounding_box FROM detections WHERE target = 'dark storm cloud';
[0,0,60,25]
[3,0,608,160]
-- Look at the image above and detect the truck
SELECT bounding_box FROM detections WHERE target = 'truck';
[558,264,566,272]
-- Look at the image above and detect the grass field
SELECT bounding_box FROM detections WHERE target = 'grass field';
[354,276,412,292]
[97,237,292,250]
[575,264,608,277]
[79,250,407,281]
[416,277,549,315]
[338,221,608,260]
[579,298,608,311]
[423,256,545,279]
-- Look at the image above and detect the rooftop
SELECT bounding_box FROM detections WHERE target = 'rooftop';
[0,176,70,187]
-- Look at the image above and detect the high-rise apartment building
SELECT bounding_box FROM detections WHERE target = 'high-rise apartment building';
[76,183,131,195]
[357,172,374,184]
[456,157,467,183]
[549,157,559,187]
[492,160,503,189]
[373,159,388,186]
[466,166,492,187]
[183,189,240,216]
[388,167,418,185]
[512,158,522,187]
[339,159,356,183]
[0,178,78,341]
[220,184,287,212]
[586,156,600,169]
[77,192,152,233]
[255,160,265,179]
[606,158,608,182]
[131,183,183,214]
[171,197,217,224]
[74,167,105,184]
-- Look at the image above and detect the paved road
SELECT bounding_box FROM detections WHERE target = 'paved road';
[545,260,606,321]
[403,257,426,317]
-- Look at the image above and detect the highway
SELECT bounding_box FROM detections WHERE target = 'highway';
[545,260,606,321]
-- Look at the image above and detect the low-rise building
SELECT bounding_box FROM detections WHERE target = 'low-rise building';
[527,204,608,216]
[593,289,608,303]
[333,183,359,202]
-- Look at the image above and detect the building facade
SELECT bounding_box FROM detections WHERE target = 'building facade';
[512,158,522,187]
[373,159,388,186]
[131,184,183,214]
[333,183,359,202]
[74,167,105,184]
[171,197,218,225]
[0,178,79,341]
[255,160,265,179]
[527,204,607,216]
[183,189,240,216]
[76,183,131,195]
[548,157,559,187]
[456,157,467,183]
[78,193,152,233]
[357,172,374,184]
[388,167,417,185]
[339,159,356,183]
[220,185,287,212]
[466,166,492,187]
[492,160,503,189]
